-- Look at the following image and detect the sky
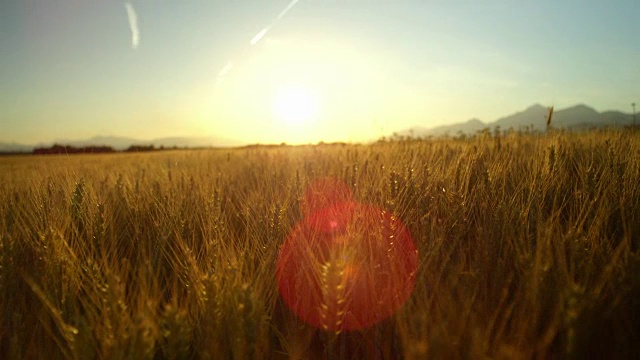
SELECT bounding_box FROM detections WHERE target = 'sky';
[1,0,638,145]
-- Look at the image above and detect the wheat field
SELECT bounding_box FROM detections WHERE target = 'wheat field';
[1,129,639,359]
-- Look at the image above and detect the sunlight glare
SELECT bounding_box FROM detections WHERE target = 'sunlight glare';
[272,85,319,126]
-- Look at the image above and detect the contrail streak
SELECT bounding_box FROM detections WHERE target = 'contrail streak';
[124,3,140,49]
[249,0,301,46]
[216,0,302,91]
[250,28,269,46]
[276,0,301,21]
[216,61,233,87]
[215,61,235,89]
[218,61,234,78]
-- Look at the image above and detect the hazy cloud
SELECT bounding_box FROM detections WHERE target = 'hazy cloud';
[124,3,140,49]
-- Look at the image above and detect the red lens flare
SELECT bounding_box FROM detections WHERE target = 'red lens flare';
[277,178,418,332]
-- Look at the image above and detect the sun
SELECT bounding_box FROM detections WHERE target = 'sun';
[272,85,319,126]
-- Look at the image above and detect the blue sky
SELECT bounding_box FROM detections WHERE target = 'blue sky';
[1,0,638,144]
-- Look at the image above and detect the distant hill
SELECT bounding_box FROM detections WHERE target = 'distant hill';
[398,118,486,137]
[493,104,550,130]
[1,135,242,154]
[56,135,241,151]
[401,104,636,137]
[0,142,33,153]
[56,136,147,151]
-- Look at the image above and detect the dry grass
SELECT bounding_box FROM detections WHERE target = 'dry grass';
[1,128,640,359]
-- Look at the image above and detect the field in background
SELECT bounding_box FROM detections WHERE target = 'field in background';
[1,129,639,359]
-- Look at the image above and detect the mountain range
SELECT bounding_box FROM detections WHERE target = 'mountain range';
[1,104,637,152]
[399,104,636,137]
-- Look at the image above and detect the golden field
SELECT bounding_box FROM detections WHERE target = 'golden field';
[1,129,639,359]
